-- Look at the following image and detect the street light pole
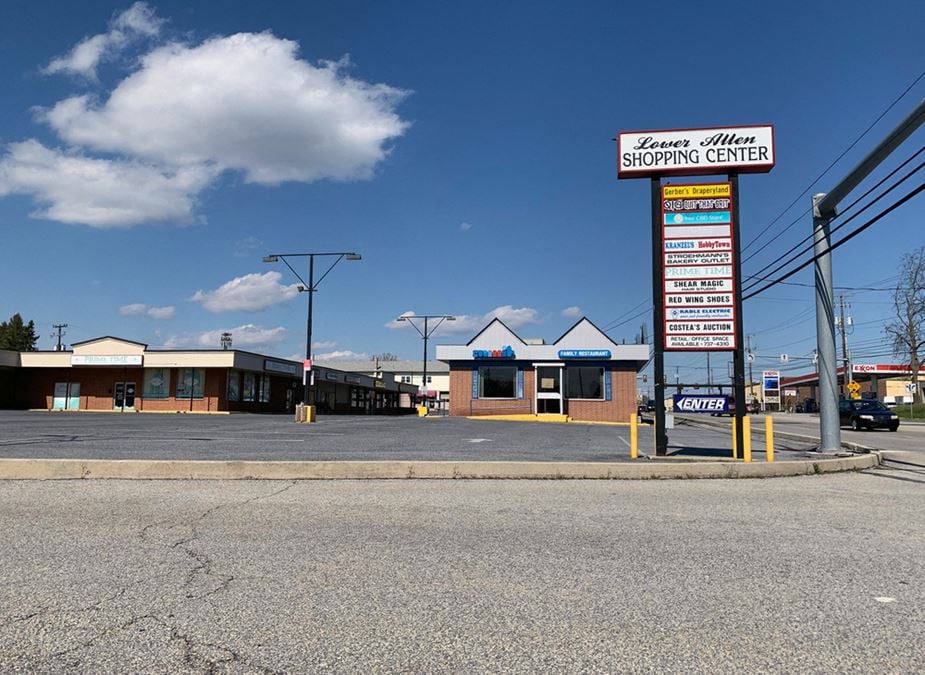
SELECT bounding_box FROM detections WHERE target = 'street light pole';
[264,251,361,408]
[395,314,455,408]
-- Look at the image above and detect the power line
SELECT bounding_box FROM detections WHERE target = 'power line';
[742,157,925,296]
[740,68,925,259]
[601,298,651,332]
[743,179,925,300]
[742,145,925,293]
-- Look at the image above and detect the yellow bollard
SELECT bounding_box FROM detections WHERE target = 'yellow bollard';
[630,413,638,459]
[417,405,428,417]
[652,414,657,456]
[766,416,774,462]
[731,417,738,459]
[743,416,752,463]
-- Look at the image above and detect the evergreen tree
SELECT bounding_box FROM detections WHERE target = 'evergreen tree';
[0,313,39,351]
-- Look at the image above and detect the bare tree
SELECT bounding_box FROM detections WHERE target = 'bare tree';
[370,353,399,362]
[884,246,925,403]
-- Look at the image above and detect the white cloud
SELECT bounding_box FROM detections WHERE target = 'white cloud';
[119,303,148,316]
[312,340,337,349]
[561,306,582,318]
[233,235,263,258]
[459,221,472,231]
[3,14,409,228]
[146,306,175,319]
[43,2,163,79]
[316,349,368,360]
[41,32,410,185]
[119,303,175,319]
[190,271,300,313]
[160,334,191,349]
[0,140,214,227]
[387,306,539,335]
[197,324,287,349]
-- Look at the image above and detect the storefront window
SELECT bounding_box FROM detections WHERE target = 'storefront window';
[259,374,271,403]
[566,367,604,400]
[227,370,240,402]
[176,368,204,399]
[142,368,170,399]
[243,372,256,402]
[350,387,369,408]
[479,367,516,398]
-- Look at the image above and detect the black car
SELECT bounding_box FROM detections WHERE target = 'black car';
[838,399,899,431]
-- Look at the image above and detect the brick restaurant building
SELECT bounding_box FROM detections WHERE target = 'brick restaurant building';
[3,336,416,415]
[436,318,649,422]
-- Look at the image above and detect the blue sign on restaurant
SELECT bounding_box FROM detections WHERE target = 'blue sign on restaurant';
[557,349,611,359]
[472,345,516,359]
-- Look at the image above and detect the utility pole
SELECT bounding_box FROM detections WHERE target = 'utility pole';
[706,352,713,393]
[838,294,852,393]
[747,334,755,408]
[812,98,925,451]
[52,323,68,351]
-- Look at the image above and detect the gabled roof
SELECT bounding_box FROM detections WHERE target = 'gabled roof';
[71,336,148,348]
[553,317,619,348]
[465,318,527,347]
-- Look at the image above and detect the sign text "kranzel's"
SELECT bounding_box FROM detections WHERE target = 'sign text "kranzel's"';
[617,126,774,178]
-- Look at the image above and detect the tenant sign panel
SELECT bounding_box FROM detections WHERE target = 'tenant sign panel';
[618,125,775,178]
[662,182,736,351]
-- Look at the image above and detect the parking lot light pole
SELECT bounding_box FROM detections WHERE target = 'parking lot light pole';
[263,252,361,407]
[395,314,455,407]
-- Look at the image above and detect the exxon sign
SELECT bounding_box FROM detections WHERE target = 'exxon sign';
[673,394,729,414]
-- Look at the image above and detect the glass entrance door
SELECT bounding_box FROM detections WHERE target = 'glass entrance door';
[535,366,562,414]
[113,381,136,411]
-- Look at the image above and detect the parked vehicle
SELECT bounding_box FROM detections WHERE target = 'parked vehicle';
[709,397,758,416]
[838,399,899,431]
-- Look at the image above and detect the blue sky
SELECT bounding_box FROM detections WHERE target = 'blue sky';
[1,0,923,384]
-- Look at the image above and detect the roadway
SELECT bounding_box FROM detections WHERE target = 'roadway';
[1,473,922,672]
[694,412,925,460]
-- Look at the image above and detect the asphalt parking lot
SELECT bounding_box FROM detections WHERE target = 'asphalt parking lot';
[0,411,819,462]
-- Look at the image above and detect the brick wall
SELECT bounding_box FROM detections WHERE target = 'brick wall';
[450,365,636,422]
[449,367,532,416]
[566,368,636,423]
[25,367,229,412]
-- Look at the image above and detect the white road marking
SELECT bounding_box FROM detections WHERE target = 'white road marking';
[465,438,491,443]
[874,596,897,603]
[619,437,631,448]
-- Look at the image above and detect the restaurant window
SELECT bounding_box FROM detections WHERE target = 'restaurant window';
[479,366,516,399]
[259,374,271,403]
[243,372,256,402]
[566,367,604,400]
[227,370,241,402]
[176,368,204,399]
[142,368,170,399]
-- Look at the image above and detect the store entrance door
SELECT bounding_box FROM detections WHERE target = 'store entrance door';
[113,381,136,411]
[536,366,563,414]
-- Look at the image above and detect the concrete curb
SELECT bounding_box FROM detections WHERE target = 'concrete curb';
[0,454,879,481]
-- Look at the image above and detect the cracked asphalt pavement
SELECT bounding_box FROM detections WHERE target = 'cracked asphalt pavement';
[2,469,924,672]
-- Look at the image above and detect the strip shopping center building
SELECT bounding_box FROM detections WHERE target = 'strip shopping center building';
[436,318,649,422]
[0,336,417,414]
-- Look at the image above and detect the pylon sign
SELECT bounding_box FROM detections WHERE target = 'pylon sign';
[663,182,736,350]
[615,123,774,457]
